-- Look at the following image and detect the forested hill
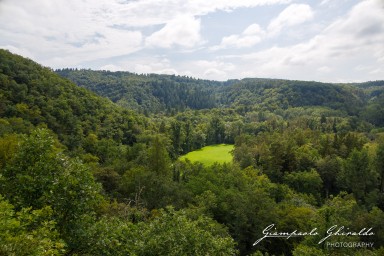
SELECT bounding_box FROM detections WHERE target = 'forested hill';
[56,68,384,116]
[0,49,145,150]
[56,68,223,114]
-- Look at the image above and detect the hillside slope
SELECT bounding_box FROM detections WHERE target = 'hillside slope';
[56,69,383,116]
[0,49,144,149]
[56,69,222,113]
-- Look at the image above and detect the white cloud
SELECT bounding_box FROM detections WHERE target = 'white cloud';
[99,64,123,72]
[222,0,384,82]
[318,66,331,73]
[185,0,292,15]
[212,23,265,50]
[320,0,331,6]
[314,0,384,61]
[370,68,382,75]
[267,4,314,36]
[134,63,178,75]
[0,0,143,67]
[211,4,313,50]
[181,60,236,80]
[100,56,178,76]
[145,16,202,48]
[110,0,292,27]
[243,24,264,36]
[203,68,227,79]
[0,0,291,67]
[0,0,382,83]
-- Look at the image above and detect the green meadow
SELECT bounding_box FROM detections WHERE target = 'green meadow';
[179,144,234,166]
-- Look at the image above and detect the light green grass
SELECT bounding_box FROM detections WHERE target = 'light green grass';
[179,144,234,166]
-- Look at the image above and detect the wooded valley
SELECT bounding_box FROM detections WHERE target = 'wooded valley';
[1,49,384,255]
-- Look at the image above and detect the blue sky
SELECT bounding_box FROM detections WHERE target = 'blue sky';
[0,0,383,82]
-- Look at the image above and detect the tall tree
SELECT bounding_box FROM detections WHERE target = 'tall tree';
[343,148,377,204]
[207,116,225,144]
[376,141,384,193]
[147,135,171,175]
[0,129,102,249]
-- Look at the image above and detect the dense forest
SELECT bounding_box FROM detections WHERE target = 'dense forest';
[56,68,384,118]
[2,48,384,255]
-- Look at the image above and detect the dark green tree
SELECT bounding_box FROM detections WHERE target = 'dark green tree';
[342,148,377,204]
[0,195,65,256]
[207,116,225,144]
[0,129,102,249]
[376,141,384,193]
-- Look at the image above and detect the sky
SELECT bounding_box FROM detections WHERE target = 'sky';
[0,0,383,82]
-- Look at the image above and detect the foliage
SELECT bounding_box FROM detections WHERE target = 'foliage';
[70,206,237,256]
[1,49,384,255]
[57,69,384,119]
[55,68,219,114]
[136,207,237,256]
[0,49,144,151]
[0,195,65,256]
[0,129,103,250]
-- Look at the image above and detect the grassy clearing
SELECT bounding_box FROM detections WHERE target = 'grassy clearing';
[179,144,234,166]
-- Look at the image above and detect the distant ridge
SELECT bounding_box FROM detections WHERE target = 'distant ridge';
[56,68,384,115]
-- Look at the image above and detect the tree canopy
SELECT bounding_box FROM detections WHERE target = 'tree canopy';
[1,49,384,255]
